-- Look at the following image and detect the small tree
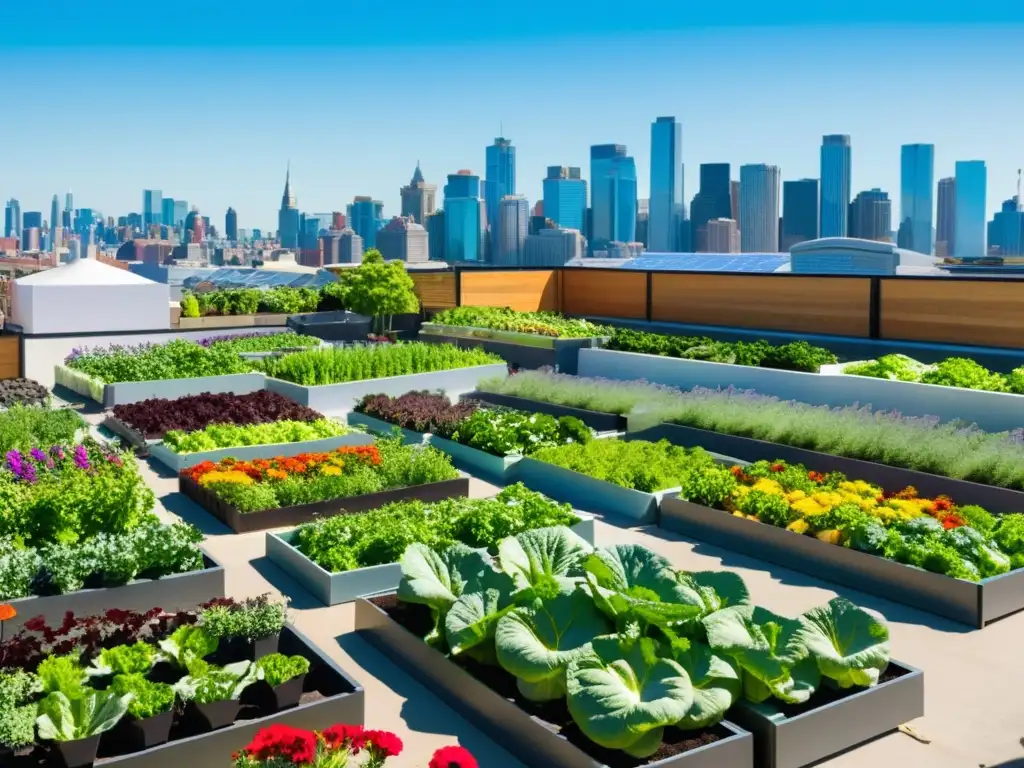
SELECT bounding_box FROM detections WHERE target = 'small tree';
[342,249,420,333]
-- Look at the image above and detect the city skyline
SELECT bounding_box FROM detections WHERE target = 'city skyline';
[3,23,1023,232]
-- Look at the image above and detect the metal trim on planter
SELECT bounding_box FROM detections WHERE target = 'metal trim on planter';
[101,414,155,457]
[100,372,268,408]
[345,411,430,445]
[5,553,226,634]
[354,597,753,768]
[515,456,679,524]
[263,363,509,413]
[726,662,924,768]
[461,390,627,432]
[659,495,1024,628]
[181,474,471,534]
[149,431,375,473]
[427,435,523,483]
[267,514,597,606]
[419,327,607,375]
[628,422,1024,514]
[97,626,365,768]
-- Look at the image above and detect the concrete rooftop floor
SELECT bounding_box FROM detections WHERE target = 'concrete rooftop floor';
[116,419,1024,768]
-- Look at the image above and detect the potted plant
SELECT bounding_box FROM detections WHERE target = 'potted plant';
[155,623,220,683]
[200,594,288,660]
[0,668,38,760]
[255,653,311,710]
[339,249,420,337]
[107,673,176,748]
[173,660,261,730]
[36,689,133,767]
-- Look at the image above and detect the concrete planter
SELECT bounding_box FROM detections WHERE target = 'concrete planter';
[515,456,680,524]
[419,324,607,375]
[54,364,106,404]
[181,474,471,534]
[149,430,374,473]
[660,495,1024,628]
[95,626,365,768]
[55,365,266,408]
[178,313,292,329]
[578,347,1024,433]
[345,411,430,445]
[267,514,596,606]
[727,662,924,768]
[629,421,1024,514]
[354,597,753,768]
[263,363,509,414]
[5,554,225,634]
[462,390,627,432]
[427,435,523,483]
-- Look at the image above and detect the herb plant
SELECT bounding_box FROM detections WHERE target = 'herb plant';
[163,418,353,454]
[477,370,682,416]
[199,332,321,352]
[431,306,612,339]
[255,654,310,687]
[65,339,253,383]
[0,406,83,454]
[200,594,288,642]
[450,408,592,456]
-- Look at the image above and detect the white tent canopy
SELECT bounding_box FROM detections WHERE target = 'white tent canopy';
[12,258,170,334]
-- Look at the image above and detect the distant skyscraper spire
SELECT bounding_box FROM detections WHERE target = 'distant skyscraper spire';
[281,162,296,209]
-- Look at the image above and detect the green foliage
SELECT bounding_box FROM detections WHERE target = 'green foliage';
[0,406,83,454]
[992,514,1024,569]
[200,594,288,642]
[432,306,612,339]
[158,625,219,671]
[66,339,252,383]
[0,704,36,748]
[293,482,579,573]
[846,353,1024,394]
[679,465,738,508]
[449,408,591,456]
[735,490,793,527]
[90,642,157,677]
[36,689,133,741]
[256,342,500,386]
[843,354,929,382]
[180,294,200,318]
[163,417,352,455]
[207,332,321,353]
[109,674,175,719]
[921,357,1010,392]
[336,249,420,331]
[477,370,683,416]
[37,655,87,699]
[794,597,891,689]
[172,661,260,704]
[255,654,310,687]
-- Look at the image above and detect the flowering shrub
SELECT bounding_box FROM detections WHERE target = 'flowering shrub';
[232,723,406,767]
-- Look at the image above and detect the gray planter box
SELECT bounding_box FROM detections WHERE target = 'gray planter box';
[354,597,753,768]
[578,347,1024,433]
[55,365,267,408]
[149,430,374,472]
[96,626,365,768]
[420,324,607,375]
[428,435,523,483]
[660,495,1024,628]
[515,456,680,523]
[267,514,596,606]
[5,553,225,634]
[346,411,430,444]
[264,363,509,414]
[727,662,924,768]
[463,390,627,432]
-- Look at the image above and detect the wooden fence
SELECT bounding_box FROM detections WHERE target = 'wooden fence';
[407,266,1024,349]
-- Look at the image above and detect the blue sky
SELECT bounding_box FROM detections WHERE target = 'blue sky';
[4,2,1024,233]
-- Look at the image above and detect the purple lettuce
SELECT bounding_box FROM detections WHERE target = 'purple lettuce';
[355,391,479,436]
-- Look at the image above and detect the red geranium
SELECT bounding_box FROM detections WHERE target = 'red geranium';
[430,745,478,768]
[242,724,317,764]
[769,462,786,473]
[320,723,364,750]
[364,729,403,758]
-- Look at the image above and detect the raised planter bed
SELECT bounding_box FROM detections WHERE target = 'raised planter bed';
[87,626,364,768]
[101,414,154,457]
[345,411,430,445]
[427,434,523,483]
[263,363,509,413]
[4,553,226,634]
[54,364,266,408]
[149,431,375,473]
[628,421,1024,514]
[726,661,924,768]
[577,347,1024,433]
[180,474,471,534]
[266,514,597,606]
[660,495,1024,628]
[461,390,627,432]
[178,313,292,329]
[354,596,753,768]
[515,456,679,524]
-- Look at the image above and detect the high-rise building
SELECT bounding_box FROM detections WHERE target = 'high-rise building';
[954,160,987,258]
[819,134,852,237]
[426,210,445,261]
[485,137,515,258]
[542,166,587,232]
[377,216,429,263]
[496,195,529,266]
[22,211,42,231]
[184,207,205,243]
[988,198,1024,256]
[347,197,384,249]
[64,192,73,227]
[589,144,637,253]
[706,218,740,253]
[739,164,781,253]
[225,208,238,241]
[781,178,819,250]
[849,189,892,242]
[162,198,176,231]
[22,227,40,251]
[689,163,732,251]
[323,229,363,264]
[936,178,956,257]
[143,189,163,228]
[172,200,188,231]
[523,228,584,266]
[444,171,484,262]
[399,162,437,225]
[897,144,935,254]
[649,117,683,252]
[278,167,300,249]
[50,195,60,236]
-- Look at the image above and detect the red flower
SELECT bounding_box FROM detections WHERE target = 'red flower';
[243,724,317,764]
[940,513,966,530]
[931,496,954,513]
[320,723,364,750]
[807,471,826,484]
[23,616,47,632]
[769,462,786,473]
[364,729,403,758]
[430,746,479,768]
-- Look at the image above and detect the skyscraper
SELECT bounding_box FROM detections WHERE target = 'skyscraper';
[22,212,42,230]
[496,195,529,266]
[706,219,740,253]
[377,216,429,263]
[426,210,445,261]
[50,195,60,234]
[444,171,484,262]
[738,164,781,253]
[162,198,176,231]
[819,135,852,237]
[849,189,892,242]
[988,198,1024,256]
[225,208,238,241]
[173,200,188,230]
[4,200,20,240]
[143,189,163,228]
[347,197,384,249]
[897,144,935,254]
[781,178,819,250]
[542,166,587,232]
[485,138,515,259]
[649,117,683,252]
[935,177,956,258]
[63,193,73,229]
[590,144,637,253]
[399,162,437,225]
[278,167,300,249]
[954,160,987,257]
[689,163,732,251]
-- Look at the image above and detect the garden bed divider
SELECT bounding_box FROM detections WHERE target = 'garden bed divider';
[419,324,607,375]
[460,390,627,432]
[54,365,267,408]
[345,411,430,445]
[149,431,375,473]
[426,435,523,483]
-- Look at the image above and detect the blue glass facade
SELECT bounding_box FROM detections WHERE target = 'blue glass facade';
[485,138,515,259]
[143,189,163,227]
[22,211,42,230]
[427,210,445,261]
[444,173,483,262]
[162,198,176,231]
[347,198,384,249]
[173,201,188,230]
[819,135,851,237]
[497,196,529,265]
[649,117,683,252]
[954,160,987,257]
[542,166,586,232]
[3,200,19,239]
[589,144,637,253]
[781,178,819,250]
[897,144,934,254]
[988,198,1024,256]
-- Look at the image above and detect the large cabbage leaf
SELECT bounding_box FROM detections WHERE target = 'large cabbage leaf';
[566,635,694,758]
[795,597,891,689]
[36,690,133,741]
[495,588,611,701]
[671,640,741,729]
[444,579,517,664]
[497,527,592,590]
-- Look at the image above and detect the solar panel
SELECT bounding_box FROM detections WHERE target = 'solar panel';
[622,253,789,273]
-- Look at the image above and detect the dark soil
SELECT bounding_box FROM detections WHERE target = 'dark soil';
[369,595,729,766]
[773,665,909,718]
[0,378,49,408]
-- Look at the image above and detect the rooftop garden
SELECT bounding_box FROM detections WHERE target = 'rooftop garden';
[844,353,1024,393]
[430,306,612,338]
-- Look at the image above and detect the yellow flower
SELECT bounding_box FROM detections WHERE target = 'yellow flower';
[321,465,342,476]
[786,519,810,534]
[198,470,254,487]
[785,490,807,502]
[791,498,827,518]
[816,530,842,545]
[751,479,784,495]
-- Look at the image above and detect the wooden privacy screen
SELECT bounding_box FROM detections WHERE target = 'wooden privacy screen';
[880,279,1024,348]
[0,336,19,379]
[410,272,457,310]
[650,274,873,337]
[460,270,559,312]
[560,269,646,319]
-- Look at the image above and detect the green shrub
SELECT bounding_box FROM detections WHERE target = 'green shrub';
[432,306,611,339]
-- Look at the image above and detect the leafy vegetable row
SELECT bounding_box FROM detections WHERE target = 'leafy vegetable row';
[0,406,83,456]
[163,418,355,455]
[844,354,1024,394]
[431,306,612,339]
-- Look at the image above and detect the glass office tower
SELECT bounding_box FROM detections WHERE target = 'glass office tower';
[819,135,851,237]
[898,144,935,253]
[954,160,987,257]
[590,144,637,253]
[649,117,683,252]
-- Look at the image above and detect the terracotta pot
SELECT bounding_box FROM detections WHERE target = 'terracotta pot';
[53,734,101,768]
[271,673,306,710]
[190,699,241,730]
[125,709,174,749]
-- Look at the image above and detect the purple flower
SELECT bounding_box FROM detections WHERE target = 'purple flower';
[30,448,47,463]
[18,463,36,484]
[73,445,90,471]
[50,445,65,461]
[5,450,23,474]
